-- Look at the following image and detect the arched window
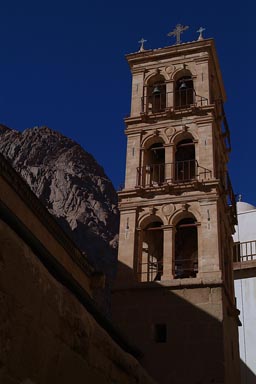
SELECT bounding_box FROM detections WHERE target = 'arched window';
[175,139,196,182]
[138,220,163,282]
[175,76,194,109]
[174,217,198,278]
[144,142,165,186]
[147,75,166,113]
[137,138,166,188]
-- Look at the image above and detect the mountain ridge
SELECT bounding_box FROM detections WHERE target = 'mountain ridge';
[0,125,119,286]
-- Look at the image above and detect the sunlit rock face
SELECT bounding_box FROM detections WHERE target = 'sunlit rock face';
[0,124,119,312]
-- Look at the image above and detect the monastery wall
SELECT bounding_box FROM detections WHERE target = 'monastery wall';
[0,219,155,384]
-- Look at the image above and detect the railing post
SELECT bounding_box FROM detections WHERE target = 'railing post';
[136,167,139,187]
[141,96,144,113]
[234,240,256,263]
[137,161,212,188]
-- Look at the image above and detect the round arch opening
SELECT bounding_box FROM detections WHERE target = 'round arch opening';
[175,138,196,182]
[146,74,166,113]
[174,217,198,278]
[137,218,164,282]
[174,75,194,109]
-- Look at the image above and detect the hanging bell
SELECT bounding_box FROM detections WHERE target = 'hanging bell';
[179,81,187,89]
[152,85,161,95]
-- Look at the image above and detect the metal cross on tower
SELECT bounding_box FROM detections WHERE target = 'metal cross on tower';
[138,37,147,52]
[167,24,189,44]
[197,27,205,40]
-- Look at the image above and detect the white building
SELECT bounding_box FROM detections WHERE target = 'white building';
[233,201,256,383]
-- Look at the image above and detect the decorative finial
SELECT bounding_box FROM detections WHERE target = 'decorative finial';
[238,194,242,202]
[167,24,189,45]
[197,27,205,41]
[138,37,147,52]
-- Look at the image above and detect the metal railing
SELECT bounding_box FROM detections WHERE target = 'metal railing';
[141,90,208,114]
[136,160,212,188]
[137,257,198,282]
[214,99,232,152]
[226,172,237,225]
[137,259,163,282]
[174,258,198,279]
[174,89,195,110]
[141,93,167,114]
[233,240,256,263]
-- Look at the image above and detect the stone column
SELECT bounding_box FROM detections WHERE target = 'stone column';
[117,209,138,284]
[162,225,174,280]
[197,200,222,279]
[166,80,174,109]
[124,134,141,189]
[130,72,144,116]
[164,143,174,183]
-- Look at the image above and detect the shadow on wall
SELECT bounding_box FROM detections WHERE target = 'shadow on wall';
[112,261,255,384]
[240,360,256,384]
[0,218,154,384]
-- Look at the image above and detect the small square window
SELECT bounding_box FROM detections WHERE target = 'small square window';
[154,323,167,343]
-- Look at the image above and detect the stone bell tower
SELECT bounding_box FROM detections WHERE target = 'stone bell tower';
[112,27,241,384]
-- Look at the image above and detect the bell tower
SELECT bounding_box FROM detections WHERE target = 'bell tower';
[112,29,241,384]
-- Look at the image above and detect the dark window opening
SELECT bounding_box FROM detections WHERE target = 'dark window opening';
[146,75,166,113]
[175,139,196,181]
[138,221,163,282]
[145,143,165,185]
[175,76,194,109]
[149,143,165,163]
[154,324,167,343]
[175,218,198,278]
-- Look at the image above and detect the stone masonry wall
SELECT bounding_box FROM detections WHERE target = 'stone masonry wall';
[0,220,155,384]
[112,282,228,384]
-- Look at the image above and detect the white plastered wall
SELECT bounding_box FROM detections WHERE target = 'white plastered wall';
[234,202,256,383]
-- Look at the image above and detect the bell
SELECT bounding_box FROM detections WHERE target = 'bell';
[152,85,161,95]
[179,81,187,89]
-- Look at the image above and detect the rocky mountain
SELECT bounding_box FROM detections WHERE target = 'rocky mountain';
[0,124,119,286]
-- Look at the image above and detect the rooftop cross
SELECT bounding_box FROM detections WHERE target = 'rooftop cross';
[167,24,189,45]
[197,26,206,40]
[138,37,147,52]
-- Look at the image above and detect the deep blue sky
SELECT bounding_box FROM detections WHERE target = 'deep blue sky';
[0,1,254,204]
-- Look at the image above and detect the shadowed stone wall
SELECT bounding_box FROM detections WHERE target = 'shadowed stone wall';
[0,219,155,384]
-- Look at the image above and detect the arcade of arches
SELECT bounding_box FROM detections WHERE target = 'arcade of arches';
[142,72,195,114]
[137,214,198,282]
[138,135,198,187]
